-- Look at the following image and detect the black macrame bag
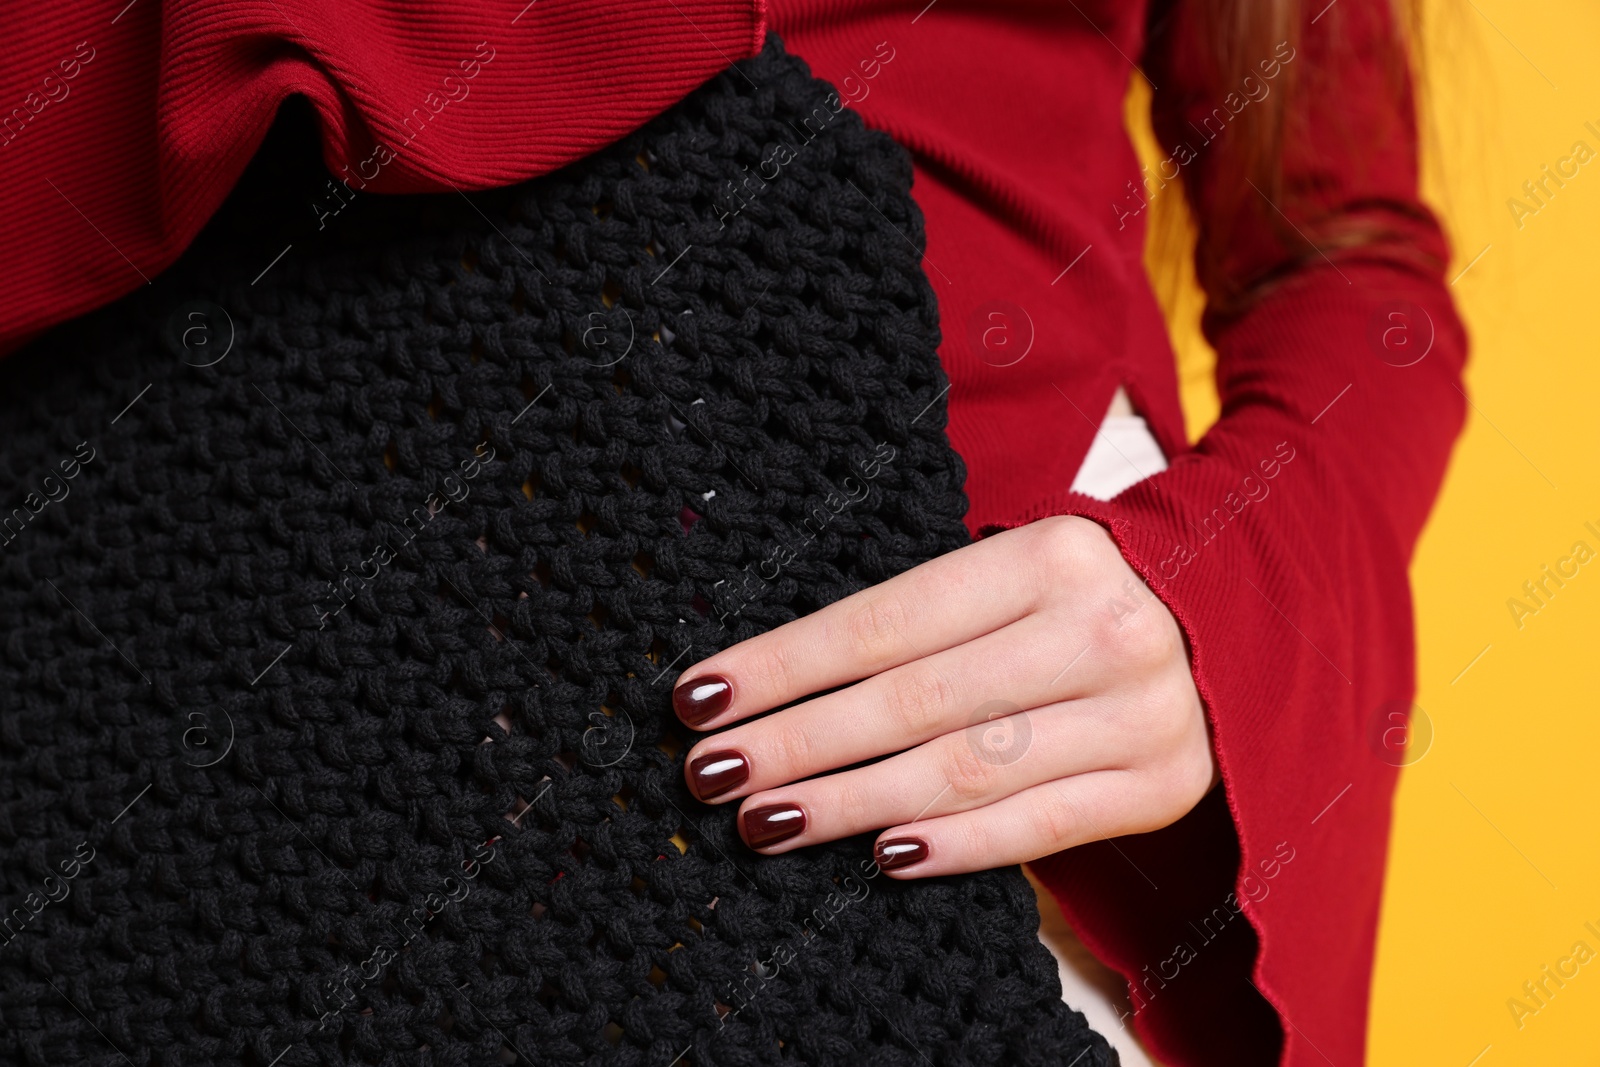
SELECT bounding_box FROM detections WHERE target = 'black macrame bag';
[0,35,1116,1067]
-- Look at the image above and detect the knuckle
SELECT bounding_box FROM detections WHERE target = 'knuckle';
[1025,793,1081,851]
[1083,600,1123,650]
[744,640,798,700]
[767,721,816,775]
[950,813,992,863]
[1030,515,1092,575]
[833,775,879,829]
[941,734,1004,803]
[882,664,958,739]
[1110,595,1182,667]
[841,594,908,665]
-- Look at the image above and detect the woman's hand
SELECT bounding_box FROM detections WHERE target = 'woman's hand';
[672,514,1220,877]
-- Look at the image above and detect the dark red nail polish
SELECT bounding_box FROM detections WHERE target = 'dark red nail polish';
[874,837,929,872]
[674,674,733,726]
[688,749,748,800]
[743,804,806,848]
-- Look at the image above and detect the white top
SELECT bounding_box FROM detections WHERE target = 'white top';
[1068,413,1169,502]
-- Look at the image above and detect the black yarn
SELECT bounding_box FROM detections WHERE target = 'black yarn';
[0,36,1115,1067]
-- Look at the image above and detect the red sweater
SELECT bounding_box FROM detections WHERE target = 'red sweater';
[0,2,1466,1064]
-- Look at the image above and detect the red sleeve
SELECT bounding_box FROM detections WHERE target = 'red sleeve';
[0,0,765,351]
[993,3,1468,1065]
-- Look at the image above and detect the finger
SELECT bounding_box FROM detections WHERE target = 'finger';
[672,523,1052,729]
[870,770,1156,877]
[727,699,1128,848]
[683,614,1119,803]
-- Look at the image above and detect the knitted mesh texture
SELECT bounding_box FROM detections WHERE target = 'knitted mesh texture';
[0,36,1115,1067]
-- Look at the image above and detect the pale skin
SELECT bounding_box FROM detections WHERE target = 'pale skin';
[672,504,1222,879]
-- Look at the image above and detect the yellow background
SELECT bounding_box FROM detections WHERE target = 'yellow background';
[1132,2,1600,1062]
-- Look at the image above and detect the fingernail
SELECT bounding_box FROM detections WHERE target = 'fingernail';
[688,749,748,800]
[874,837,929,872]
[674,674,733,726]
[743,804,806,849]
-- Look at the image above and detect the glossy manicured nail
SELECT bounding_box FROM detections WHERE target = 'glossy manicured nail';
[743,804,806,849]
[688,749,748,800]
[674,674,733,726]
[874,837,929,872]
